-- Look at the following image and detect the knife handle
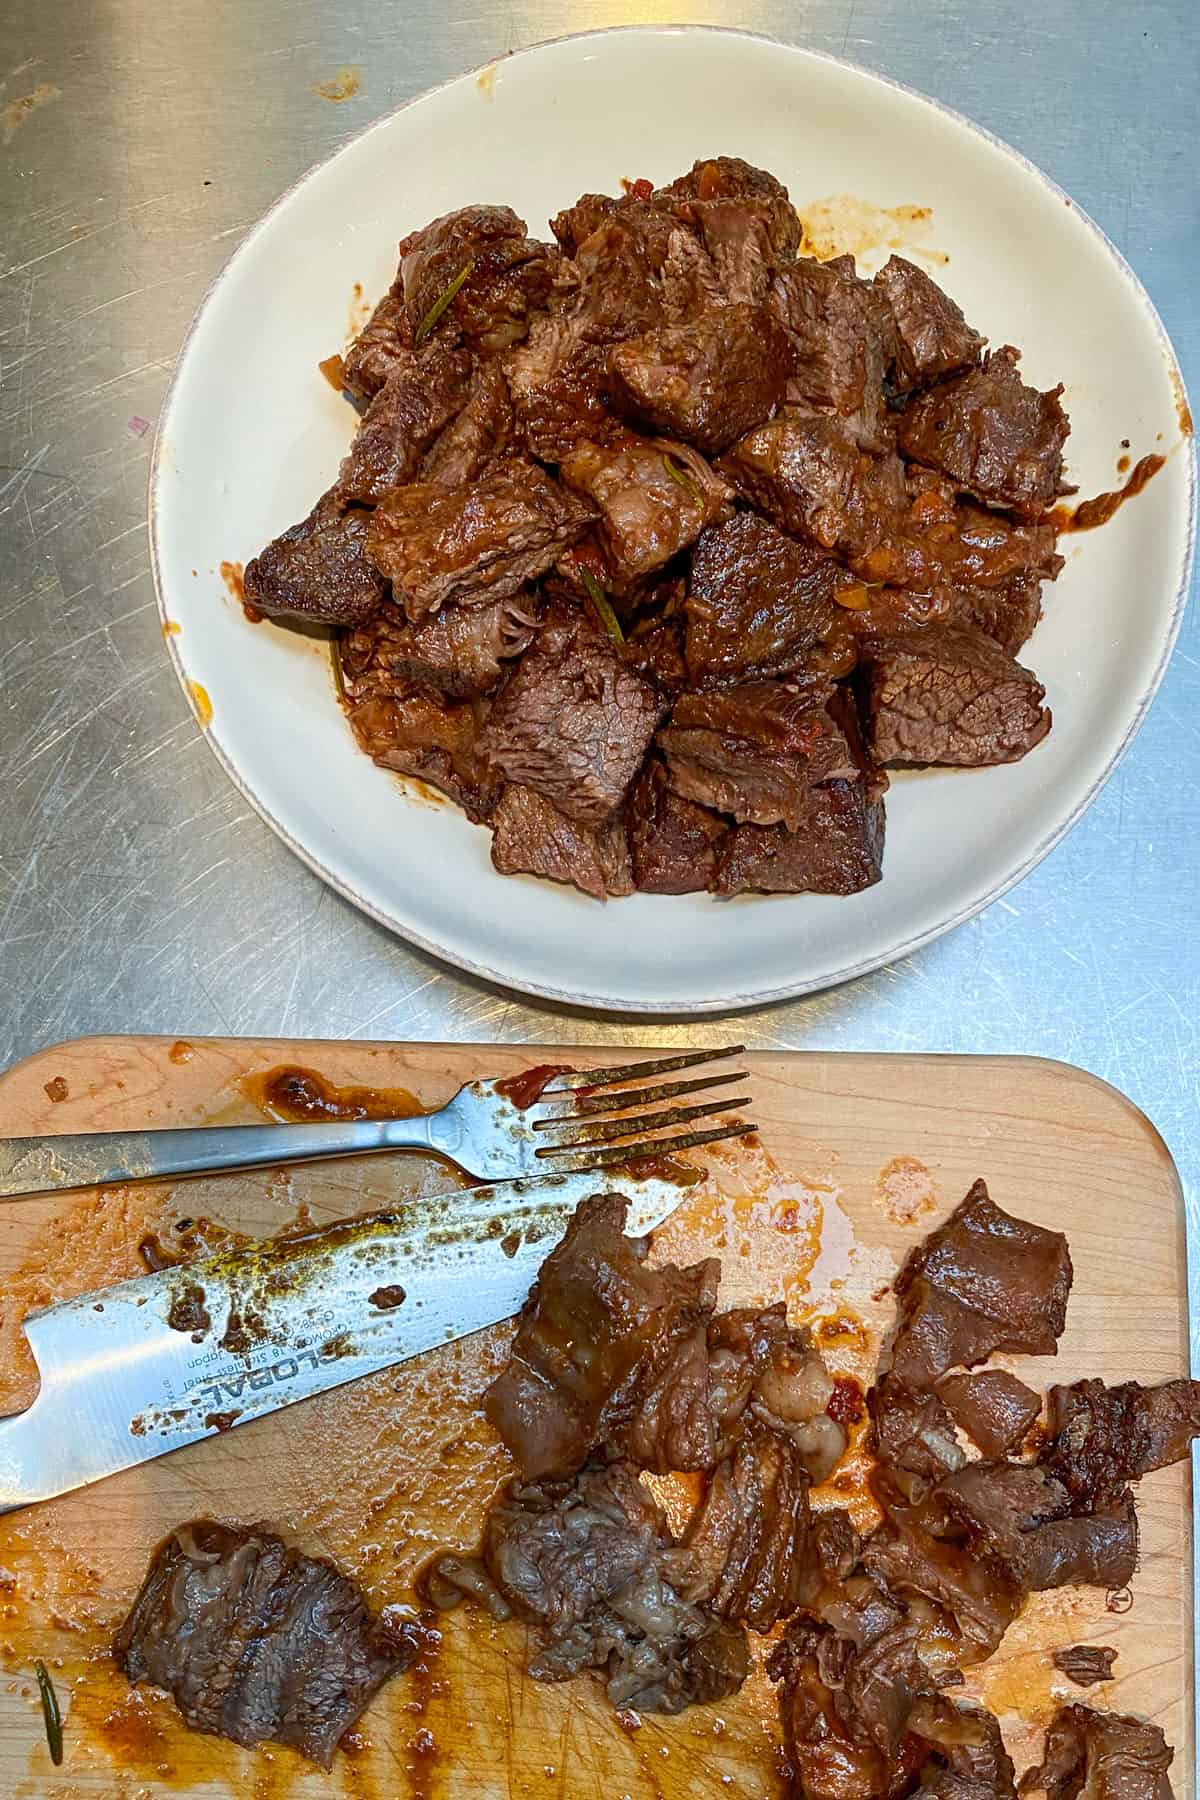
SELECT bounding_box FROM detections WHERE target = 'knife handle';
[0,1116,442,1199]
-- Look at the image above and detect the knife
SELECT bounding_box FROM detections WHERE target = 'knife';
[0,1169,687,1513]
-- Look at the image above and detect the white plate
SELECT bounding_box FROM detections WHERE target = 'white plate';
[151,26,1195,1015]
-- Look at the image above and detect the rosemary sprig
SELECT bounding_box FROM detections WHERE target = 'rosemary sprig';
[330,633,347,700]
[35,1661,63,1767]
[580,567,624,646]
[661,452,702,505]
[414,260,475,346]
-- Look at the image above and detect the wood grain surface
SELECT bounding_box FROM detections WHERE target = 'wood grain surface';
[0,1037,1189,1800]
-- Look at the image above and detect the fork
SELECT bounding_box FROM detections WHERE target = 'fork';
[0,1046,755,1199]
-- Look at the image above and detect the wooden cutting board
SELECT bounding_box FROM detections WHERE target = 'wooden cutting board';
[0,1037,1189,1800]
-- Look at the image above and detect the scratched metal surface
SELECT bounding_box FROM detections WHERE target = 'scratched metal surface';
[1,0,1197,1377]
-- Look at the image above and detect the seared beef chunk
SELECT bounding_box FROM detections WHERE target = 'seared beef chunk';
[935,1371,1042,1459]
[1039,1378,1200,1510]
[626,758,726,893]
[909,1695,1017,1800]
[1052,1645,1118,1688]
[420,359,514,487]
[1023,1705,1175,1800]
[461,1463,749,1713]
[609,304,793,453]
[898,346,1069,518]
[857,625,1050,766]
[485,1193,719,1481]
[400,205,556,353]
[342,593,540,699]
[684,513,842,685]
[662,156,802,265]
[243,495,385,627]
[480,608,661,824]
[770,255,895,450]
[890,1180,1072,1389]
[490,783,634,899]
[337,343,471,504]
[719,409,908,561]
[368,458,594,617]
[114,1520,416,1769]
[711,778,885,897]
[341,680,500,821]
[874,257,985,395]
[658,680,865,828]
[559,436,732,590]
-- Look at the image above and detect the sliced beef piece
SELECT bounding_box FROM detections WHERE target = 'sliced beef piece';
[471,1462,749,1714]
[770,256,895,450]
[861,1516,1024,1665]
[857,625,1050,767]
[684,512,841,686]
[870,1372,966,1496]
[608,303,793,453]
[660,156,802,263]
[909,1695,1017,1800]
[400,204,556,353]
[1023,1705,1175,1800]
[874,257,985,395]
[480,608,661,825]
[342,276,413,401]
[627,758,726,893]
[682,1420,816,1631]
[719,410,909,562]
[419,359,514,487]
[898,346,1069,518]
[341,593,540,699]
[342,682,500,822]
[484,1193,719,1481]
[928,1462,1138,1594]
[769,1618,932,1800]
[113,1520,417,1769]
[935,1371,1042,1460]
[890,1180,1072,1389]
[1016,1492,1140,1592]
[243,495,386,628]
[658,680,865,828]
[1051,1646,1118,1689]
[1039,1378,1200,1510]
[710,779,885,897]
[368,458,594,618]
[490,783,633,899]
[559,436,733,591]
[337,342,471,504]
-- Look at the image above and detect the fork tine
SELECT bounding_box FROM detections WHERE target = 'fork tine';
[540,1045,746,1094]
[535,1096,753,1153]
[533,1069,749,1126]
[537,1120,756,1173]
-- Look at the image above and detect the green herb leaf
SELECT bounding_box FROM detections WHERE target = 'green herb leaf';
[661,452,702,505]
[414,260,475,346]
[35,1661,63,1767]
[579,567,625,646]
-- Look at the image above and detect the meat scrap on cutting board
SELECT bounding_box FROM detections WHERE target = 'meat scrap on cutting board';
[243,156,1097,900]
[423,1180,1196,1800]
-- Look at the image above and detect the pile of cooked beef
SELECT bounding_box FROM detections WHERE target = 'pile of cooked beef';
[423,1184,1197,1799]
[244,157,1068,900]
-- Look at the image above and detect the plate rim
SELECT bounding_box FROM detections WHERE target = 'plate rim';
[148,21,1197,1018]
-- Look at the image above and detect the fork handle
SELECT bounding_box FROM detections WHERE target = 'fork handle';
[0,1116,443,1200]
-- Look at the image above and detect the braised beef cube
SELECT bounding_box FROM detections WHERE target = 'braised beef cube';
[658,681,862,828]
[946,571,1046,655]
[608,304,791,454]
[337,343,471,504]
[934,1370,1042,1459]
[1025,1704,1174,1800]
[342,593,540,699]
[874,256,985,395]
[342,278,413,400]
[243,495,385,627]
[1039,1377,1200,1510]
[368,458,594,618]
[890,1178,1072,1389]
[419,361,513,488]
[770,256,895,450]
[627,759,726,893]
[898,346,1069,517]
[342,680,500,821]
[711,779,885,896]
[571,217,672,338]
[624,609,689,696]
[858,625,1050,766]
[719,410,907,562]
[480,609,661,824]
[506,326,618,463]
[685,513,841,684]
[401,205,556,353]
[560,437,732,590]
[660,156,802,262]
[114,1520,417,1769]
[490,783,633,899]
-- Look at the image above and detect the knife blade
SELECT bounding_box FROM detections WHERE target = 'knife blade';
[0,1169,688,1513]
